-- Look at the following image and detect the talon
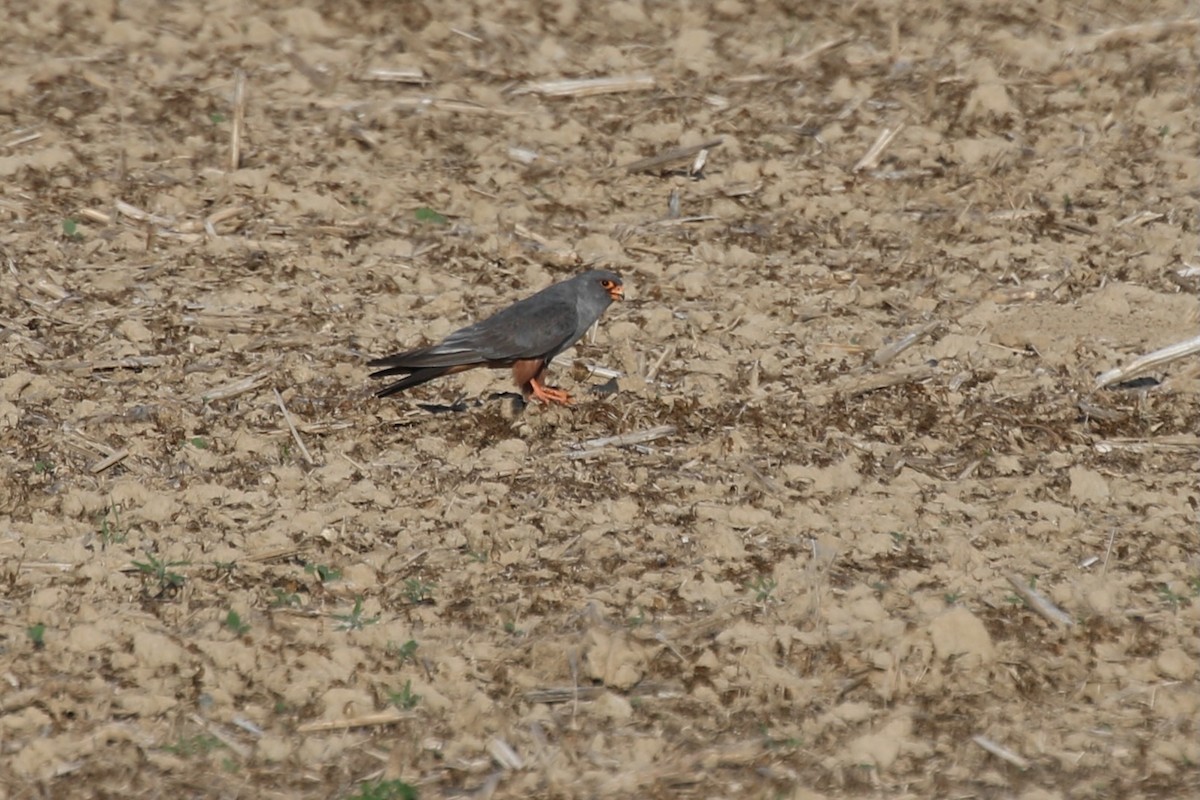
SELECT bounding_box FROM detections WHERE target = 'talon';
[529,378,573,405]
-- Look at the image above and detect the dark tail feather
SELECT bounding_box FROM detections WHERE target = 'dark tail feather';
[371,366,453,398]
[367,351,421,370]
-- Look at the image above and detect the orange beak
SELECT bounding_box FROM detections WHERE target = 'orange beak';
[608,284,625,301]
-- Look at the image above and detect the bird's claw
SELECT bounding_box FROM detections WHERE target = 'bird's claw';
[529,380,573,405]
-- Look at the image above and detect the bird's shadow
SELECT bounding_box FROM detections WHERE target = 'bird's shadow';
[415,379,618,414]
[416,392,523,415]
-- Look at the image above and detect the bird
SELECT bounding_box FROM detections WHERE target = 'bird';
[368,269,624,404]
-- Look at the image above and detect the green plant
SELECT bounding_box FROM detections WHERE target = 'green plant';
[1005,578,1038,607]
[305,563,341,583]
[62,218,82,241]
[27,623,46,650]
[187,436,209,449]
[762,726,802,749]
[33,460,55,474]
[402,578,434,604]
[414,207,447,225]
[97,505,126,547]
[747,576,777,603]
[345,779,417,800]
[133,553,189,594]
[162,734,225,757]
[387,679,421,710]
[387,639,419,664]
[224,610,250,635]
[209,112,226,124]
[271,588,301,608]
[1157,583,1190,609]
[335,596,379,631]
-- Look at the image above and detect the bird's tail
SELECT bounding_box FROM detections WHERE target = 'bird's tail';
[369,365,455,398]
[368,342,483,397]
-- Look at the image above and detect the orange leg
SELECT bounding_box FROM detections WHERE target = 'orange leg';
[528,377,573,405]
[512,359,573,405]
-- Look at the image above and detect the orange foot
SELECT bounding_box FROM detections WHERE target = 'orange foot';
[529,378,573,405]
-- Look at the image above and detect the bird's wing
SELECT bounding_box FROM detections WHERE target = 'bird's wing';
[451,295,578,361]
[368,296,578,371]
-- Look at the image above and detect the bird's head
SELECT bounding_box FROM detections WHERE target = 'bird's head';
[593,272,624,302]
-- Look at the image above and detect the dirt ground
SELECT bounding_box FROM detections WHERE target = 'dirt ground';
[2,1,1199,798]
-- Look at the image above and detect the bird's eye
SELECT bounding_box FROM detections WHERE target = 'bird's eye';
[601,279,614,288]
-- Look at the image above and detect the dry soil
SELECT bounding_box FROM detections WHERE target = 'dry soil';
[1,1,1199,798]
